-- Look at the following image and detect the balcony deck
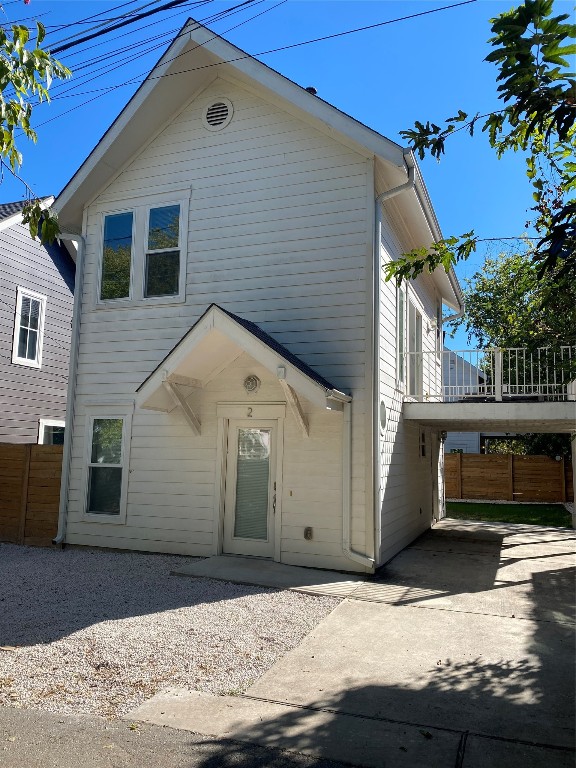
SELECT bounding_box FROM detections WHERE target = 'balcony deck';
[402,347,576,433]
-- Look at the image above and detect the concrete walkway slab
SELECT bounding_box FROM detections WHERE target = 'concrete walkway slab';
[134,522,575,767]
[172,555,364,597]
[129,688,462,768]
[246,599,575,748]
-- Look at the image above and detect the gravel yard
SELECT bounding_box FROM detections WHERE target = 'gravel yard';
[0,544,339,718]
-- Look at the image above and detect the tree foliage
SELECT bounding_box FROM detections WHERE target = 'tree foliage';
[450,250,576,348]
[386,0,575,292]
[0,22,70,242]
[484,433,572,458]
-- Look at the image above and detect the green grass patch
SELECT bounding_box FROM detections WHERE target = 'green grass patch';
[446,501,572,528]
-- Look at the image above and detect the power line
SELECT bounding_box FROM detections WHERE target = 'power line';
[47,0,264,100]
[50,0,253,54]
[42,0,478,114]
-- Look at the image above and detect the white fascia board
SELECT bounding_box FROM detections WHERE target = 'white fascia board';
[137,306,334,410]
[55,25,192,221]
[197,28,404,169]
[212,311,329,408]
[56,19,407,227]
[0,197,55,235]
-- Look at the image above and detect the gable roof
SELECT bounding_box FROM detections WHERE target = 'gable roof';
[54,18,463,310]
[55,17,411,229]
[0,200,27,222]
[137,304,351,412]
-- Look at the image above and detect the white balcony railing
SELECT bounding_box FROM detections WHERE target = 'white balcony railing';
[404,346,576,403]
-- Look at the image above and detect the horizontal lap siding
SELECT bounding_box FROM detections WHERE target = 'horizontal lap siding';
[377,202,440,565]
[66,79,369,566]
[0,224,74,443]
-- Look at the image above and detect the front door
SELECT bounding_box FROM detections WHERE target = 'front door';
[223,420,276,558]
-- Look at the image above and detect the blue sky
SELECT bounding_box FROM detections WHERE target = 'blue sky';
[3,0,570,348]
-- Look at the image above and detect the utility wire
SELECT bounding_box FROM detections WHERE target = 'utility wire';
[48,0,263,99]
[50,0,253,54]
[43,0,478,112]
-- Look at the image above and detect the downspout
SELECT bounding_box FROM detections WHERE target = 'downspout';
[371,149,416,568]
[54,232,86,546]
[342,399,375,569]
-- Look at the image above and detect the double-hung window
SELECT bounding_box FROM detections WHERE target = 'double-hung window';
[12,287,46,368]
[84,411,131,521]
[396,284,406,386]
[100,212,134,301]
[144,205,181,298]
[99,196,187,305]
[407,300,423,399]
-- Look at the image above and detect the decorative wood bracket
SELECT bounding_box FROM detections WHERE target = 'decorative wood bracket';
[278,378,309,438]
[162,380,201,435]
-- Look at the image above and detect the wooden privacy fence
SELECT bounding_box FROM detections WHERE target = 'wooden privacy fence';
[445,453,574,503]
[0,444,62,546]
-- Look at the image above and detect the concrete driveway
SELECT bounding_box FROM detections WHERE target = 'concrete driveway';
[132,520,576,768]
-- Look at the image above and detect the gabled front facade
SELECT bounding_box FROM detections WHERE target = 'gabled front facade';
[55,21,462,572]
[0,201,75,444]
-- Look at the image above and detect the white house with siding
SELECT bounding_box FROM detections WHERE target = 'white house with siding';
[54,20,464,573]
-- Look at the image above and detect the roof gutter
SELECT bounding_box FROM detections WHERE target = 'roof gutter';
[54,232,85,546]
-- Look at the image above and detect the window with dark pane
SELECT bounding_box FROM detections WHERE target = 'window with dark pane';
[18,295,41,361]
[101,212,133,300]
[145,205,180,298]
[87,418,123,515]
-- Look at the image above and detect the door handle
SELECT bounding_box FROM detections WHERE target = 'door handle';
[272,493,276,514]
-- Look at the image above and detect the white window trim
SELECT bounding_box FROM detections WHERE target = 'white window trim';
[96,206,136,306]
[396,283,406,391]
[38,418,65,444]
[81,407,132,524]
[12,287,46,369]
[96,192,190,309]
[140,200,187,305]
[406,296,423,401]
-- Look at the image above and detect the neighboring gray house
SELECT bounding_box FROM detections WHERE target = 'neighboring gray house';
[0,200,75,444]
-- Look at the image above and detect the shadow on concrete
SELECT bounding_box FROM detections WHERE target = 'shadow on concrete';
[181,526,576,766]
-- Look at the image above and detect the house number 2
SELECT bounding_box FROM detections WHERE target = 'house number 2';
[247,407,253,417]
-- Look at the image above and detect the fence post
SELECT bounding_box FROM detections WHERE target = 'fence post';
[508,454,514,502]
[18,444,31,545]
[560,457,566,503]
[456,452,462,499]
[495,349,503,402]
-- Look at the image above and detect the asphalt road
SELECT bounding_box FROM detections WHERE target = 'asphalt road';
[0,707,350,768]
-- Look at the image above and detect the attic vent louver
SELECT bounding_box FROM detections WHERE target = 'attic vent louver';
[203,98,233,131]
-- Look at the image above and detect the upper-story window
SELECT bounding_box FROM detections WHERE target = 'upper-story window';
[98,196,187,306]
[12,287,46,368]
[396,284,406,385]
[101,212,133,300]
[145,205,181,298]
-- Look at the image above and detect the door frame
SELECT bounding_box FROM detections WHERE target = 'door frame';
[213,402,285,561]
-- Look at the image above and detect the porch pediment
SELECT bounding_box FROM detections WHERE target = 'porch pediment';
[136,305,351,424]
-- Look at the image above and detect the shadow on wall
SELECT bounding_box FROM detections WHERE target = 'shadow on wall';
[378,407,437,562]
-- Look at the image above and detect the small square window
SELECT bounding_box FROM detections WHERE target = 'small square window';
[12,288,46,368]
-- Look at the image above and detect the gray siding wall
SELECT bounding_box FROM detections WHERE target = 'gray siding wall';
[0,222,74,442]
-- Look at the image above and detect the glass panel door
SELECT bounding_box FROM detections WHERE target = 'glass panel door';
[223,421,276,558]
[233,428,271,540]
